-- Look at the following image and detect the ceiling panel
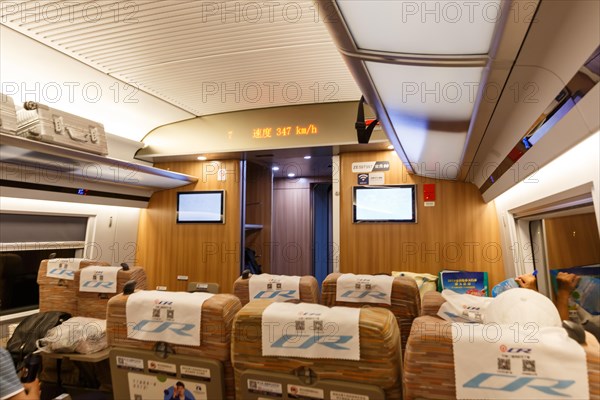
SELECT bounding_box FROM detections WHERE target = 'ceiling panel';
[0,25,194,141]
[366,62,484,121]
[315,0,522,181]
[120,44,360,115]
[2,0,361,117]
[336,0,501,55]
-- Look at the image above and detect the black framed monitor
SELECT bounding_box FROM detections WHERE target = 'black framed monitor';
[177,191,225,223]
[353,185,416,223]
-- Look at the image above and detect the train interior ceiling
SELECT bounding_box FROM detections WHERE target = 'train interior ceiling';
[0,1,599,397]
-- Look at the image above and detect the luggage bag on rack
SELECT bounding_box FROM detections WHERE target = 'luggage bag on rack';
[16,101,108,155]
[0,93,18,133]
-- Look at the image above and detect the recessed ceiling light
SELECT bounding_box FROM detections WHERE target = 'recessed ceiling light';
[387,145,394,150]
[197,156,207,161]
[303,155,312,159]
[272,166,280,171]
[287,173,296,178]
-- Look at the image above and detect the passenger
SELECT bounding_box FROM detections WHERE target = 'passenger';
[516,272,599,340]
[0,348,40,400]
[515,272,580,320]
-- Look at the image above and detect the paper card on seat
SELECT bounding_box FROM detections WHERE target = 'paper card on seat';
[127,372,207,400]
[249,274,301,302]
[79,266,122,293]
[261,302,360,360]
[452,323,589,399]
[335,274,394,305]
[46,258,86,280]
[126,290,213,346]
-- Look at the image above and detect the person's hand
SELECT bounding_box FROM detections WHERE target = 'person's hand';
[15,379,41,400]
[516,273,537,290]
[557,272,580,294]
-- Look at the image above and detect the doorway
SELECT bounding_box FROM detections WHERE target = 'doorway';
[528,209,600,301]
[313,182,333,285]
[271,177,333,279]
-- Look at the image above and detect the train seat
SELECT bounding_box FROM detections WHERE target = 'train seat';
[420,290,446,317]
[75,264,147,320]
[403,315,600,399]
[232,300,403,399]
[37,258,110,315]
[233,272,319,305]
[321,272,420,356]
[106,289,242,400]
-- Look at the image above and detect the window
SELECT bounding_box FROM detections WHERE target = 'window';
[0,213,88,315]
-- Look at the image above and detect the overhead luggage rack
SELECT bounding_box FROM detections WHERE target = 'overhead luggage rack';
[0,133,198,207]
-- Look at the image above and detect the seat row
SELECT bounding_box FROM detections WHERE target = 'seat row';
[35,260,599,399]
[107,274,408,400]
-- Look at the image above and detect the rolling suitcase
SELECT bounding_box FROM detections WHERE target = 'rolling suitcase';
[233,273,319,306]
[107,291,242,400]
[232,300,403,400]
[37,259,109,315]
[16,101,108,155]
[0,92,18,133]
[321,273,421,356]
[75,265,147,320]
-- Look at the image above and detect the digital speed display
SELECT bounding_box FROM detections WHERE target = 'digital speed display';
[252,124,318,139]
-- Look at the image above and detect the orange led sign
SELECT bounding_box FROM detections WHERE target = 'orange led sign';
[252,124,318,139]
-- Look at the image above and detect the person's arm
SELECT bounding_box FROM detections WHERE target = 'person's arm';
[0,348,40,400]
[8,380,40,400]
[555,272,580,321]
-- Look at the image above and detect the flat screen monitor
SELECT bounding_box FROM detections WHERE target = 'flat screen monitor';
[177,191,225,223]
[353,185,416,223]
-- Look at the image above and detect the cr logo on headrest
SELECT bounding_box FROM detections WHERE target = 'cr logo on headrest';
[49,268,74,277]
[131,320,195,336]
[82,280,114,289]
[253,290,297,299]
[271,334,353,350]
[340,290,387,300]
[464,373,575,396]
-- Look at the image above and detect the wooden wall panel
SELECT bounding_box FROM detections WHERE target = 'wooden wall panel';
[136,160,242,293]
[545,213,600,269]
[340,151,505,288]
[245,162,273,273]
